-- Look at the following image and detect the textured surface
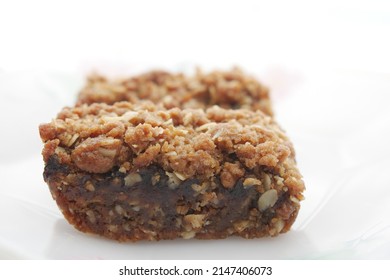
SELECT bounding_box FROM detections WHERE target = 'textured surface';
[39,102,304,241]
[77,69,273,115]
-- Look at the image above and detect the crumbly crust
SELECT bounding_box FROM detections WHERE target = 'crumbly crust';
[76,68,273,116]
[40,102,304,241]
[40,102,302,192]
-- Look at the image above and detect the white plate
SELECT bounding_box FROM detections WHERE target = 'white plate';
[1,67,390,259]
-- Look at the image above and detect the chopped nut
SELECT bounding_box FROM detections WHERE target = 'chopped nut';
[124,173,142,187]
[196,122,217,132]
[243,178,262,188]
[173,171,187,181]
[86,210,96,224]
[153,127,164,136]
[269,228,276,236]
[166,171,181,189]
[115,205,125,215]
[162,95,173,103]
[176,205,189,215]
[275,175,284,186]
[200,192,217,206]
[151,173,160,186]
[175,217,182,228]
[290,196,300,205]
[233,220,250,233]
[53,119,66,129]
[274,219,285,233]
[98,147,117,157]
[183,112,193,126]
[62,134,72,146]
[191,183,208,194]
[107,225,118,232]
[183,214,206,229]
[165,151,177,156]
[178,129,189,135]
[262,173,271,190]
[181,231,196,239]
[120,111,139,122]
[67,133,79,147]
[212,129,223,140]
[162,119,173,126]
[84,181,95,192]
[258,189,278,211]
[142,229,157,237]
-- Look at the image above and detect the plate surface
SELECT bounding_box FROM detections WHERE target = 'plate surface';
[1,68,390,259]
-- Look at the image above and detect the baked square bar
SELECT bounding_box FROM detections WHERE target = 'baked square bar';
[39,102,304,241]
[77,68,273,116]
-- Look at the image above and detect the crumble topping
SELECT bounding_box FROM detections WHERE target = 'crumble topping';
[40,102,304,195]
[77,68,273,116]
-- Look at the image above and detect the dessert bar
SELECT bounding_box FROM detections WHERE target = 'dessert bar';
[40,102,304,241]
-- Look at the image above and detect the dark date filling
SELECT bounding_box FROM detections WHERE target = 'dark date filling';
[44,156,298,241]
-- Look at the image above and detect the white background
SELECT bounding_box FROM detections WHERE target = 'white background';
[1,0,389,74]
[0,0,390,259]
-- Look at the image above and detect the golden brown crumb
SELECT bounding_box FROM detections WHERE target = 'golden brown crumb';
[76,68,273,116]
[220,162,246,189]
[40,102,304,195]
